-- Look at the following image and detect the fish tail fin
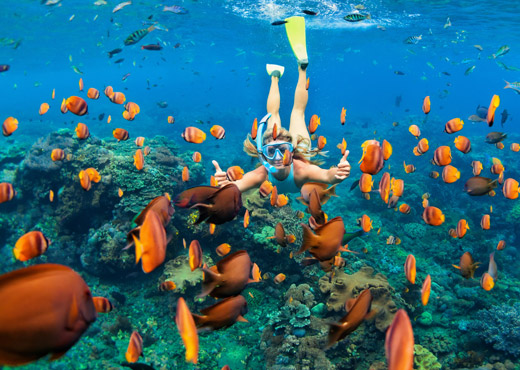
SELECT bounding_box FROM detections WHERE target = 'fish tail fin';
[132,234,143,264]
[190,203,211,224]
[298,223,318,255]
[198,268,220,298]
[326,322,347,349]
[327,183,338,197]
[490,179,498,189]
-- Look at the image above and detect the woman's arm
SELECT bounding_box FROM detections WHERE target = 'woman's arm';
[212,161,267,192]
[299,151,351,185]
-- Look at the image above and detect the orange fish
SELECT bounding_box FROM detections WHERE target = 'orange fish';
[251,118,258,139]
[39,103,50,116]
[453,136,471,154]
[456,219,469,238]
[282,149,292,166]
[510,143,520,152]
[359,140,384,175]
[422,96,430,114]
[182,166,190,182]
[78,170,91,191]
[135,137,145,147]
[113,128,129,141]
[444,118,464,133]
[497,240,506,251]
[49,190,54,202]
[109,91,126,105]
[360,214,373,233]
[143,146,151,156]
[404,254,416,284]
[118,188,123,197]
[227,166,244,181]
[337,138,347,155]
[317,136,327,150]
[309,114,320,134]
[421,275,431,306]
[209,223,216,235]
[75,123,90,140]
[0,264,97,366]
[379,172,391,203]
[244,209,250,228]
[298,217,345,262]
[416,138,429,154]
[403,161,415,174]
[252,263,262,282]
[210,125,226,139]
[503,178,519,199]
[490,163,504,175]
[274,273,286,284]
[398,204,411,214]
[359,173,373,193]
[13,231,50,262]
[51,148,65,161]
[168,116,175,124]
[125,102,140,116]
[275,194,289,207]
[122,110,135,121]
[192,152,202,162]
[133,210,167,273]
[104,86,113,97]
[385,309,414,370]
[125,331,143,363]
[210,175,218,187]
[408,124,420,138]
[486,94,500,127]
[216,243,231,257]
[189,240,203,271]
[272,124,278,140]
[85,168,101,183]
[422,206,445,226]
[432,145,451,166]
[159,281,177,291]
[481,214,490,229]
[60,98,68,114]
[134,149,144,170]
[78,78,84,91]
[87,88,99,99]
[442,165,460,183]
[428,171,439,179]
[92,297,113,313]
[305,77,310,90]
[182,127,206,144]
[390,178,404,197]
[175,297,199,364]
[107,115,112,124]
[65,96,88,116]
[51,88,55,99]
[2,117,18,136]
[471,161,483,176]
[340,107,346,125]
[382,139,392,160]
[453,251,480,279]
[480,272,495,291]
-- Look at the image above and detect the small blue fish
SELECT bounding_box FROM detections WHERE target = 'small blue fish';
[163,5,188,14]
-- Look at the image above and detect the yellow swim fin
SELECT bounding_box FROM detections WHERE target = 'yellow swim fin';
[285,16,308,68]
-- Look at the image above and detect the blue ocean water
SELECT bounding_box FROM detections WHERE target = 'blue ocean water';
[1,0,520,369]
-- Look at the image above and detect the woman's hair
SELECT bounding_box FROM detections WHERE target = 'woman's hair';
[243,126,323,165]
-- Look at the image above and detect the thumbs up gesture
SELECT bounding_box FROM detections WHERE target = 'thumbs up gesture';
[335,150,351,180]
[212,160,230,187]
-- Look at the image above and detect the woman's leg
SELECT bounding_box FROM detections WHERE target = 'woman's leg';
[266,75,282,131]
[289,66,310,146]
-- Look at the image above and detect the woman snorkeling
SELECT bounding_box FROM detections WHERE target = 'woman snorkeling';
[212,16,350,194]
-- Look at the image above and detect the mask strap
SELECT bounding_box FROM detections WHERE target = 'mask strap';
[256,113,277,173]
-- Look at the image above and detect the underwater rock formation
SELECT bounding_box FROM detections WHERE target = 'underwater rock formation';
[318,266,398,331]
[162,254,213,293]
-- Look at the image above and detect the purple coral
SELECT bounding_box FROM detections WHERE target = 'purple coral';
[468,302,520,356]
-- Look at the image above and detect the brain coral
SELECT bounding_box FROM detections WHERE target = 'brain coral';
[319,266,398,331]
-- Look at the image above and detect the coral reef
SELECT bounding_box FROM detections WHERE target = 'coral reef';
[318,266,398,331]
[161,254,213,293]
[285,283,315,308]
[414,344,441,370]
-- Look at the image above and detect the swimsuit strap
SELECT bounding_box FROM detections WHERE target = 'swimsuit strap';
[268,164,300,194]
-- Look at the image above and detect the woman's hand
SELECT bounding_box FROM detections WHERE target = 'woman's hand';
[212,160,230,187]
[335,150,351,180]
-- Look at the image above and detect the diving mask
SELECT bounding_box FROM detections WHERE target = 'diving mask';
[262,142,294,160]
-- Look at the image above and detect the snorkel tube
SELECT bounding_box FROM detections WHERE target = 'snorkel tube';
[256,113,278,174]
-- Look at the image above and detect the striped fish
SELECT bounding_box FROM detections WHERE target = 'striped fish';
[403,35,422,44]
[124,25,155,46]
[343,13,371,22]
